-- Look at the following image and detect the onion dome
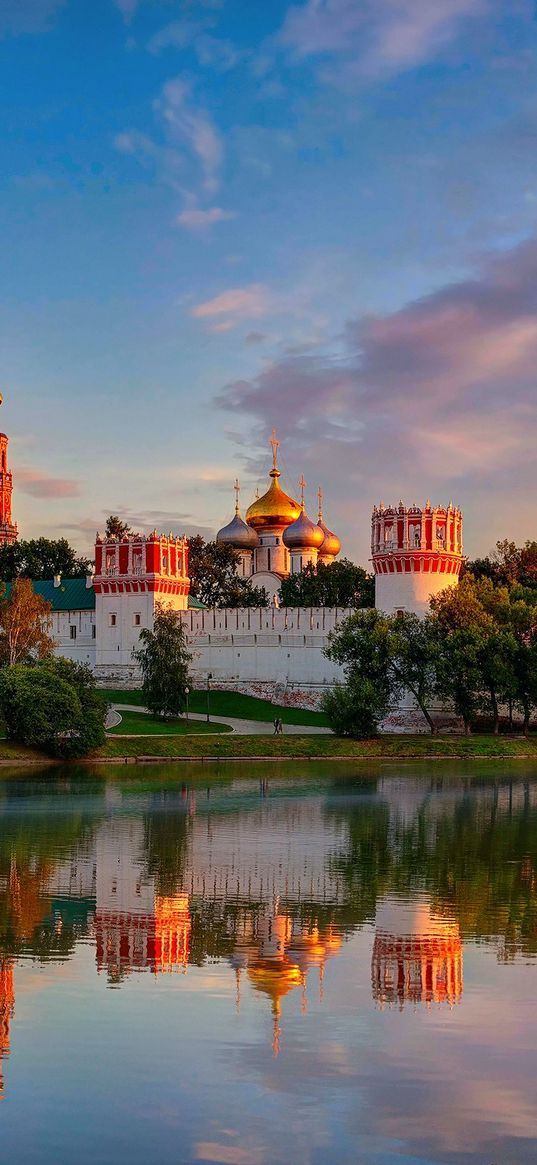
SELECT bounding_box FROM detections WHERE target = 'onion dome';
[283,475,324,550]
[217,480,259,549]
[283,507,324,550]
[245,430,300,530]
[317,487,341,558]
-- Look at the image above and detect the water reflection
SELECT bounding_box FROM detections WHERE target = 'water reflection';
[0,764,536,1162]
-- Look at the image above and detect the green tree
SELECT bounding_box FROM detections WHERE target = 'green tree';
[430,579,497,735]
[187,536,268,607]
[105,515,132,539]
[387,613,439,734]
[134,605,192,719]
[0,579,54,666]
[279,558,374,608]
[323,609,394,736]
[0,538,92,582]
[0,658,106,758]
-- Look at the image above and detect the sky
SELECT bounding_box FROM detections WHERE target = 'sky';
[2,0,537,564]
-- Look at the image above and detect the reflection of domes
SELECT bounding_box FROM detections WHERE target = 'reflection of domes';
[372,896,463,1009]
[247,959,302,1009]
[246,469,301,530]
[283,508,325,551]
[318,518,341,558]
[217,511,259,550]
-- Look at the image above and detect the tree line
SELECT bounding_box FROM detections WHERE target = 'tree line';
[323,573,537,736]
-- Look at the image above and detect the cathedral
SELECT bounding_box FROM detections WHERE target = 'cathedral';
[216,431,340,602]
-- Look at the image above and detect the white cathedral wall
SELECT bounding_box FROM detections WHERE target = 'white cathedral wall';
[95,590,156,668]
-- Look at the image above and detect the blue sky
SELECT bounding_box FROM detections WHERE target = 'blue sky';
[2,0,537,562]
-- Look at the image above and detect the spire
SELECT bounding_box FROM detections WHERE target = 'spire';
[234,477,240,515]
[0,396,17,547]
[298,474,306,509]
[317,485,323,522]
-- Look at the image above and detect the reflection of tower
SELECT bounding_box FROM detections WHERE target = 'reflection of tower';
[372,501,463,615]
[0,960,15,1099]
[94,819,191,982]
[372,897,463,1009]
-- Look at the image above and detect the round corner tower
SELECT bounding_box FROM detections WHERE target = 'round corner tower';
[371,500,463,616]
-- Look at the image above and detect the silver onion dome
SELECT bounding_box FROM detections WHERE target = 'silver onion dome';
[217,511,259,550]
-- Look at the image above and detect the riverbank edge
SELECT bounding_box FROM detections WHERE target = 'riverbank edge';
[2,742,537,766]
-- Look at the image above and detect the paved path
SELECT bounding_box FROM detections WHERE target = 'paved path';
[110,703,331,736]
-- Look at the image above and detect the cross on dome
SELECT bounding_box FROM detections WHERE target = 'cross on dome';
[270,429,280,470]
[298,474,307,507]
[317,486,323,520]
[234,477,240,513]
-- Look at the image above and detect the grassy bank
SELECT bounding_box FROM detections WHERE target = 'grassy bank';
[2,733,537,766]
[108,710,231,736]
[96,733,537,761]
[100,687,329,727]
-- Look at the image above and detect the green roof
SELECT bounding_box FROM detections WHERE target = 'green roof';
[4,578,206,612]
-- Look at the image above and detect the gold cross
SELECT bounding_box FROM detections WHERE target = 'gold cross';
[317,486,323,519]
[298,474,306,507]
[234,478,240,512]
[270,428,280,470]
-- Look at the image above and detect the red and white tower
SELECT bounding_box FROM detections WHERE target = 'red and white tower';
[371,500,463,616]
[0,409,18,545]
[93,530,190,669]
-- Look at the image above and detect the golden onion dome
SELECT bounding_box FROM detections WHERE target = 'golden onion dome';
[246,468,301,531]
[283,506,325,551]
[318,517,341,558]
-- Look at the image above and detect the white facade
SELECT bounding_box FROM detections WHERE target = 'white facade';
[50,607,96,667]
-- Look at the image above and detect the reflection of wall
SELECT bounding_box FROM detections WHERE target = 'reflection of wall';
[372,897,463,1008]
[0,959,14,1099]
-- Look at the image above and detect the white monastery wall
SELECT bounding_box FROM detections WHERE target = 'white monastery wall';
[50,609,96,667]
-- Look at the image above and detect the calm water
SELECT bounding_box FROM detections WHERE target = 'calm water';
[1,761,537,1165]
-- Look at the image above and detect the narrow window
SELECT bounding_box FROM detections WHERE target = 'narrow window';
[70,625,77,640]
[92,625,96,639]
[267,548,271,570]
[109,613,117,628]
[133,613,141,627]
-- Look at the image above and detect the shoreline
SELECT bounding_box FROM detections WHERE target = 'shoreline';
[1,750,537,768]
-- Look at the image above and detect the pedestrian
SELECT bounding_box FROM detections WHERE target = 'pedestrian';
[273,717,279,735]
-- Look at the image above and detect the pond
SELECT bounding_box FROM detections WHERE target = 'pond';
[0,760,536,1164]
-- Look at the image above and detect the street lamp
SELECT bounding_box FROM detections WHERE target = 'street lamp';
[206,673,213,723]
[185,686,190,721]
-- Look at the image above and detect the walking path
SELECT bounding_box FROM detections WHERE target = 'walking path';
[110,703,331,736]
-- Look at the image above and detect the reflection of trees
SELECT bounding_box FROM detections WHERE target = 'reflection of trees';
[326,780,537,958]
[143,802,191,896]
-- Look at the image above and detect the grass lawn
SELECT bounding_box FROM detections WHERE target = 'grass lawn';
[99,687,329,727]
[107,710,231,736]
[95,732,537,761]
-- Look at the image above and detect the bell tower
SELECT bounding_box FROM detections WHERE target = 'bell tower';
[0,398,18,546]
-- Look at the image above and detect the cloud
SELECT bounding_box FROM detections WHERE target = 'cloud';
[244,331,267,346]
[149,19,244,71]
[280,0,490,79]
[0,0,65,37]
[214,237,537,549]
[157,77,223,191]
[17,467,81,499]
[192,284,271,329]
[177,206,235,230]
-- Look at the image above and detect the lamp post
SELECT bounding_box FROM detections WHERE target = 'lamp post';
[206,673,213,723]
[185,686,190,721]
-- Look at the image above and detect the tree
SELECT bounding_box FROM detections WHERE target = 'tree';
[0,658,106,758]
[134,605,192,719]
[0,579,54,666]
[279,559,375,608]
[387,613,439,734]
[105,515,132,539]
[465,539,537,592]
[0,538,92,582]
[323,609,394,736]
[430,578,501,735]
[187,536,268,608]
[42,657,107,754]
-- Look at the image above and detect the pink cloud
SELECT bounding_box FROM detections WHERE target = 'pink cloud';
[17,467,81,499]
[192,284,270,328]
[280,0,490,79]
[177,206,235,230]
